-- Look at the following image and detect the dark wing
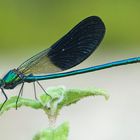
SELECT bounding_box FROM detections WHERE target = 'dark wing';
[18,16,105,75]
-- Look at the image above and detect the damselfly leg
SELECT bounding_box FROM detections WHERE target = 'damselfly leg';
[33,82,38,100]
[16,82,24,110]
[0,89,8,111]
[36,81,51,98]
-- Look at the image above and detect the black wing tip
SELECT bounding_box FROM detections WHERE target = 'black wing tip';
[80,15,106,30]
[81,16,104,23]
[84,15,103,19]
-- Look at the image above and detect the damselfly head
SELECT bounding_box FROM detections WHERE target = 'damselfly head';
[0,79,5,88]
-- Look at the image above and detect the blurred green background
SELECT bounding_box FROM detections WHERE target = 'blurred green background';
[0,0,140,61]
[0,1,140,140]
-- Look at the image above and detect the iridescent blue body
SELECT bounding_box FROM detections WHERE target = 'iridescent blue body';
[25,56,140,81]
[0,16,140,110]
[1,56,140,90]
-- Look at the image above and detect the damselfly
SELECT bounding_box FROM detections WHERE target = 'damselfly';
[0,16,140,110]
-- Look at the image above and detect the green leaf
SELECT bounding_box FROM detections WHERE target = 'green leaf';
[0,96,42,115]
[0,86,109,140]
[0,86,109,117]
[40,86,66,106]
[59,87,109,108]
[33,122,69,140]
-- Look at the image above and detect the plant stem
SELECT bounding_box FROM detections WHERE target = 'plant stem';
[48,114,57,128]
